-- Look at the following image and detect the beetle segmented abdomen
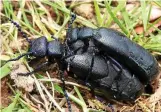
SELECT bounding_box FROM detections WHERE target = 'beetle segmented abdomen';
[93,28,159,84]
[93,59,143,100]
[65,52,143,100]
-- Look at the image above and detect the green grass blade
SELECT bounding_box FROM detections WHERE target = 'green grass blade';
[42,1,97,28]
[2,93,20,112]
[105,0,126,27]
[54,84,64,94]
[140,1,151,33]
[3,1,13,18]
[105,1,128,35]
[74,86,86,105]
[0,64,11,79]
[54,84,88,111]
[94,0,102,26]
[3,1,10,18]
[153,1,161,8]
[121,8,130,36]
[147,17,161,31]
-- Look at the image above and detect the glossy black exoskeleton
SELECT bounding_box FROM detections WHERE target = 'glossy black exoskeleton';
[65,40,143,100]
[63,13,159,100]
[67,27,159,84]
[5,18,72,112]
[5,13,159,112]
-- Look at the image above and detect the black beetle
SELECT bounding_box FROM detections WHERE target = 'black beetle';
[67,27,159,85]
[5,13,159,111]
[63,14,159,100]
[5,18,72,112]
[65,39,143,100]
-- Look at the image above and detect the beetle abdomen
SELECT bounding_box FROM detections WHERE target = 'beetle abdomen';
[66,52,143,100]
[93,28,158,84]
[65,53,109,80]
[94,70,143,100]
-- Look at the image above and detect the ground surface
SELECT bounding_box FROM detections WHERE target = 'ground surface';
[1,1,161,112]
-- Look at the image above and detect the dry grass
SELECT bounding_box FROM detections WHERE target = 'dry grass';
[0,1,161,112]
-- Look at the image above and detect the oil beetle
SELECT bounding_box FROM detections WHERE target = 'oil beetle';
[4,13,159,112]
[64,13,159,100]
[65,39,144,100]
[67,27,159,85]
[5,18,72,112]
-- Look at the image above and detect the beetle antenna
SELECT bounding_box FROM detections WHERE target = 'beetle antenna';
[70,12,76,24]
[2,52,32,66]
[64,12,76,56]
[8,18,32,44]
[66,12,76,39]
[68,12,76,32]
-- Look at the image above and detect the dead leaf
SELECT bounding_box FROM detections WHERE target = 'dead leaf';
[87,99,106,110]
[88,99,95,109]
[148,79,161,104]
[150,6,161,21]
[135,20,161,35]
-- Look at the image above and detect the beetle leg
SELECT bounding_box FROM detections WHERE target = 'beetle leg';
[83,52,96,96]
[17,61,49,76]
[107,103,114,112]
[59,56,72,112]
[85,82,95,97]
[106,55,123,74]
[85,52,95,82]
[67,56,75,72]
[68,12,76,29]
[59,70,72,112]
[85,45,100,82]
[70,12,76,23]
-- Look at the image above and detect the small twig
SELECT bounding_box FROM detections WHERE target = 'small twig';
[137,101,151,112]
[38,78,89,90]
[33,75,50,112]
[39,81,64,112]
[29,93,45,108]
[46,72,55,99]
[19,98,39,112]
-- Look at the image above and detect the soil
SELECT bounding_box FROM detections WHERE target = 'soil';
[0,77,12,107]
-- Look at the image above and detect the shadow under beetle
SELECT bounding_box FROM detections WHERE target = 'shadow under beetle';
[5,13,159,111]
